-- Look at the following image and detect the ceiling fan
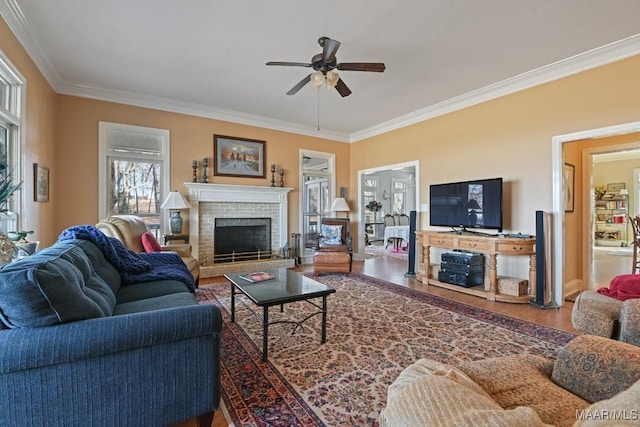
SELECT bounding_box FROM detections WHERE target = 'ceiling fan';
[266,36,386,97]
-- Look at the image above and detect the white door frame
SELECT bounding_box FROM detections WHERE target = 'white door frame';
[552,120,640,305]
[357,160,420,260]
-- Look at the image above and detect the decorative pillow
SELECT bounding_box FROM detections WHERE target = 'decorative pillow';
[321,224,342,245]
[141,231,162,253]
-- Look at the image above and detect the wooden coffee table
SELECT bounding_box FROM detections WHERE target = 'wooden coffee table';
[225,268,336,361]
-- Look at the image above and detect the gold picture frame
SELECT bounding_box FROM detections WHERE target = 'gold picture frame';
[563,163,574,212]
[34,163,49,202]
[213,134,266,178]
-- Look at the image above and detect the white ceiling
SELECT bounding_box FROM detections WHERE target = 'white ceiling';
[1,0,639,142]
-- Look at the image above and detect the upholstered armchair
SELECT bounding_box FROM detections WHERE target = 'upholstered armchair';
[313,218,353,276]
[571,290,640,346]
[96,215,200,283]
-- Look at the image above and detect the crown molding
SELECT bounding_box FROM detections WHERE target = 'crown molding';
[56,80,351,142]
[349,34,640,142]
[0,0,61,88]
[2,0,639,143]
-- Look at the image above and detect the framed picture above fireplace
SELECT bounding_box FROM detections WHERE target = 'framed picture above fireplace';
[213,134,266,178]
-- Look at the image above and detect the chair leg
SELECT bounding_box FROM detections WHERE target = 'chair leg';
[633,242,639,274]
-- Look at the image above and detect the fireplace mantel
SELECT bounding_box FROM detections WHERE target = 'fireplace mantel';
[184,183,293,264]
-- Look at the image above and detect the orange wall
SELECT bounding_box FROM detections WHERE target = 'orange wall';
[0,16,57,245]
[55,96,350,237]
[350,55,640,282]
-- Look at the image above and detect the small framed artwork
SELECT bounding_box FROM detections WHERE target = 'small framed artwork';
[213,134,266,178]
[563,163,574,213]
[34,163,49,202]
[607,182,625,193]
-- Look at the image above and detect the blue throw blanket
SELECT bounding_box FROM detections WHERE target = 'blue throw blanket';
[58,225,196,292]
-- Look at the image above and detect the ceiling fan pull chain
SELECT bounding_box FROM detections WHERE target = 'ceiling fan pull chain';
[317,86,321,131]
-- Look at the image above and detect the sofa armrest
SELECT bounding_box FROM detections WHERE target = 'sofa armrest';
[551,335,640,404]
[161,244,193,257]
[0,304,221,374]
[571,290,623,338]
[620,298,640,346]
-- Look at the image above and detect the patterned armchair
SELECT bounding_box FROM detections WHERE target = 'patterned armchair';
[96,215,200,283]
[571,290,640,346]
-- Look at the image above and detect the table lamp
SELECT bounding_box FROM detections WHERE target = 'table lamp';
[160,191,192,234]
[330,197,350,218]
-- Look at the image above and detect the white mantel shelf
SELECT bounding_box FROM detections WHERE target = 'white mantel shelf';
[183,183,293,275]
[184,182,293,203]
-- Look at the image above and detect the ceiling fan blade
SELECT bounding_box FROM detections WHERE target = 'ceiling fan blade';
[335,78,352,97]
[337,62,386,72]
[286,74,312,95]
[320,37,341,62]
[266,61,312,67]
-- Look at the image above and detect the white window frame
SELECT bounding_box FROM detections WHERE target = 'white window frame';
[98,122,170,231]
[0,49,25,234]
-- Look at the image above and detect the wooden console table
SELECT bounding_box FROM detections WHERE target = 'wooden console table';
[416,231,536,303]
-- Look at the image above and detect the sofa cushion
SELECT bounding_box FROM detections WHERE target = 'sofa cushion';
[141,231,162,253]
[0,240,117,328]
[379,359,553,427]
[114,293,197,315]
[116,280,192,304]
[459,354,589,427]
[552,335,640,404]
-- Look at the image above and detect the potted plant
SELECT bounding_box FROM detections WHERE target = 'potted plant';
[8,230,38,256]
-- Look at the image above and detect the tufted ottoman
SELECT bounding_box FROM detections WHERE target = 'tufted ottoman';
[313,250,351,276]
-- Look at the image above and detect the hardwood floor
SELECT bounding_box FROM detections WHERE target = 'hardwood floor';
[180,250,611,426]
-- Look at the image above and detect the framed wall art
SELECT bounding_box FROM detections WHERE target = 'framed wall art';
[213,134,266,178]
[34,163,49,202]
[563,162,574,212]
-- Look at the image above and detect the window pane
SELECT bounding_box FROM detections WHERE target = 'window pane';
[108,159,161,218]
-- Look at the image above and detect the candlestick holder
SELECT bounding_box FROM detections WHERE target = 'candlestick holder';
[202,163,208,183]
[192,162,198,183]
[279,169,284,187]
[270,170,276,187]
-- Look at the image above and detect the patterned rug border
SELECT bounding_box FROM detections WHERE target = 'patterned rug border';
[198,271,576,426]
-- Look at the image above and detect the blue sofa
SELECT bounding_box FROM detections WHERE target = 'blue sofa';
[0,237,221,427]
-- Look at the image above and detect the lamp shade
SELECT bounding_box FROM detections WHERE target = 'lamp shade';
[330,197,350,212]
[160,191,192,210]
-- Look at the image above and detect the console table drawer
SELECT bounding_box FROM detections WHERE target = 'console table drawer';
[496,242,535,254]
[427,235,454,247]
[457,238,491,252]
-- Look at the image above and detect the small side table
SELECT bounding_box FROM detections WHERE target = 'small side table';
[163,234,189,245]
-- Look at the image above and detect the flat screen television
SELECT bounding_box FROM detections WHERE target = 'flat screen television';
[429,177,503,233]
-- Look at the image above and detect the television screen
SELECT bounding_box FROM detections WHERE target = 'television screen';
[429,178,503,232]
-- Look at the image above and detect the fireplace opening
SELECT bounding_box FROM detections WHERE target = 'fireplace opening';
[214,217,272,263]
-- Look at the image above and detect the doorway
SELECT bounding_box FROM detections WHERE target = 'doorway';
[554,121,640,304]
[357,160,420,260]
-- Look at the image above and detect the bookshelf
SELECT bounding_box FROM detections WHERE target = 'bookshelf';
[594,195,628,246]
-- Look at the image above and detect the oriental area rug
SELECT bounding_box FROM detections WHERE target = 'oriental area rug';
[196,273,576,427]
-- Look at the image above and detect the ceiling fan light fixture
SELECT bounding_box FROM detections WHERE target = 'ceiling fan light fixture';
[326,70,339,87]
[310,71,324,88]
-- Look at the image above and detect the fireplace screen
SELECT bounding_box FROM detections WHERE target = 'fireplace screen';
[214,217,272,263]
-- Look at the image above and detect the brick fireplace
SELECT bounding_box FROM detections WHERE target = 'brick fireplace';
[184,183,294,277]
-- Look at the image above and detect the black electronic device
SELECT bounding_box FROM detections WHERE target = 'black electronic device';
[438,251,484,287]
[429,177,503,233]
[438,270,484,287]
[441,251,484,265]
